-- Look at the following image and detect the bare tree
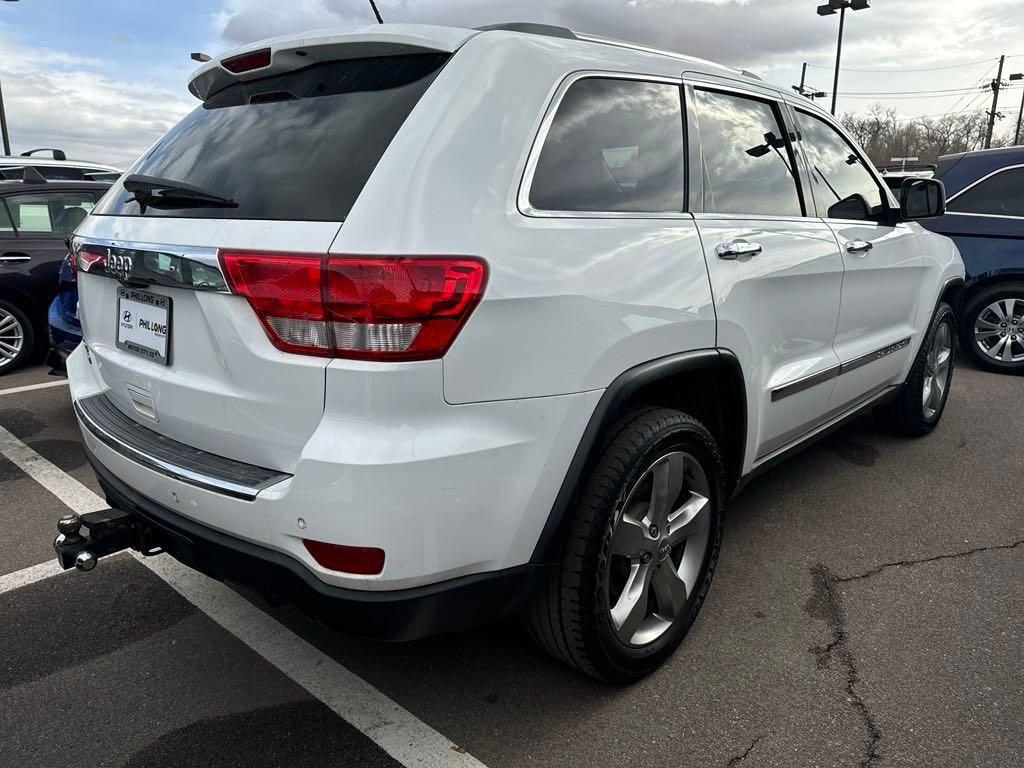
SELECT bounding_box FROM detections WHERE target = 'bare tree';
[839,104,1016,166]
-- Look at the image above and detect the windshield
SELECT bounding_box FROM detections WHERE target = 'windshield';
[93,53,449,222]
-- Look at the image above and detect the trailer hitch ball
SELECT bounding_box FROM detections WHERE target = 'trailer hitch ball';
[74,551,97,572]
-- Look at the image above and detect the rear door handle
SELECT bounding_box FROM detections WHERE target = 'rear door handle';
[845,240,873,254]
[716,241,763,260]
[0,252,32,263]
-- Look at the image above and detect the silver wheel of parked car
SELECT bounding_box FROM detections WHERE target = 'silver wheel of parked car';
[606,450,711,648]
[922,321,953,420]
[974,298,1024,365]
[0,307,25,370]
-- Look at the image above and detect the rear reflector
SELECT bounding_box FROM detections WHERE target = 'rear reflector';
[221,48,272,74]
[303,540,385,575]
[220,251,487,361]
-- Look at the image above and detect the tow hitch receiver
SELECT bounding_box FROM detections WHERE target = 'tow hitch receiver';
[53,509,157,571]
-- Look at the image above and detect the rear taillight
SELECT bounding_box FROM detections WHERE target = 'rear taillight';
[77,245,106,274]
[219,252,487,361]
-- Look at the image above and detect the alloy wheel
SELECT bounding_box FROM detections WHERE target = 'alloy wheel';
[974,298,1024,364]
[606,451,711,648]
[922,321,953,419]
[0,307,24,369]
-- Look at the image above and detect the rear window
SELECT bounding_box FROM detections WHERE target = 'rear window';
[93,53,449,222]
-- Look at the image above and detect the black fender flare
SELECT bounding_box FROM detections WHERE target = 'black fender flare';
[529,348,746,565]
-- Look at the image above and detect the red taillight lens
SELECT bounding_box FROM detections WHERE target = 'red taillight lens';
[220,252,328,355]
[221,48,272,74]
[219,251,487,361]
[303,540,385,575]
[77,245,106,274]
[325,257,487,361]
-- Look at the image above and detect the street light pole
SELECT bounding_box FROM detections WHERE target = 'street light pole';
[830,5,846,116]
[0,0,17,155]
[1011,73,1024,146]
[984,55,1006,150]
[368,0,383,24]
[0,76,10,156]
[817,0,870,117]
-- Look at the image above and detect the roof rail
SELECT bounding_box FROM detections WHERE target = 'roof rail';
[476,22,578,40]
[21,148,67,161]
[572,31,757,79]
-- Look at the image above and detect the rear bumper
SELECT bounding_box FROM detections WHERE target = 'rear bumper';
[67,343,601,592]
[89,452,549,641]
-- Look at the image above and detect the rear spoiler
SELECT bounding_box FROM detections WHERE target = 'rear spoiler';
[188,24,479,101]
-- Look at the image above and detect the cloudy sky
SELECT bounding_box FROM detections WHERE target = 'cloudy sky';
[2,0,1023,167]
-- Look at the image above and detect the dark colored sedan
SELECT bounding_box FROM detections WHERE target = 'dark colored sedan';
[0,179,110,374]
[923,147,1024,374]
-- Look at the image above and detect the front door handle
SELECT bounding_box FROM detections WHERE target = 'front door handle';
[0,252,31,263]
[846,240,873,254]
[716,241,763,260]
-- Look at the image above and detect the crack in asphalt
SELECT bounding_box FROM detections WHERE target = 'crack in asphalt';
[725,735,762,767]
[834,539,1024,583]
[805,538,1024,767]
[807,564,882,768]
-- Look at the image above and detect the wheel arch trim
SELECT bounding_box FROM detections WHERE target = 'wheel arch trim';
[529,348,746,565]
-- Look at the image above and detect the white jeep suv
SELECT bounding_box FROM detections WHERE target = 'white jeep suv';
[62,23,964,681]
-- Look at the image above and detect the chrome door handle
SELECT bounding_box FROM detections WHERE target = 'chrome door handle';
[846,240,873,254]
[716,241,763,260]
[0,252,31,263]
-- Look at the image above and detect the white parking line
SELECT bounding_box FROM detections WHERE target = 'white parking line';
[0,560,69,595]
[0,379,70,398]
[0,423,486,768]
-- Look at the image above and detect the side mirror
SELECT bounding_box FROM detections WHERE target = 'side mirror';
[900,178,945,220]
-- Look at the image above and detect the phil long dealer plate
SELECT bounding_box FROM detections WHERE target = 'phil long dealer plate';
[116,287,171,365]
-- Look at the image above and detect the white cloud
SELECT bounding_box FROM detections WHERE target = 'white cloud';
[0,28,194,168]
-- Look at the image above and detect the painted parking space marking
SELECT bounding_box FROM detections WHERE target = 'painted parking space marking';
[0,559,68,595]
[0,379,70,398]
[0,422,487,768]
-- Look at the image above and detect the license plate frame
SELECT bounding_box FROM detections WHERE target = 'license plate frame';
[115,286,172,365]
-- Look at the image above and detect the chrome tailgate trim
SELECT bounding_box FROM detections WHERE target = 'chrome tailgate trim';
[75,393,291,501]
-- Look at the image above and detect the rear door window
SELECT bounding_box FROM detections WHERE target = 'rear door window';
[93,53,449,222]
[3,192,97,236]
[694,89,803,217]
[947,167,1024,217]
[528,77,685,213]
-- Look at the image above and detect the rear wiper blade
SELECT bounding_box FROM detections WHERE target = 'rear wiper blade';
[123,174,238,211]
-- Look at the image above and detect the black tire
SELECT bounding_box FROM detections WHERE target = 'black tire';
[0,300,34,375]
[958,281,1024,375]
[874,302,956,437]
[526,408,725,683]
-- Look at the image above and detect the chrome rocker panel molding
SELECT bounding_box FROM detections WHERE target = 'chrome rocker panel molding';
[771,336,912,402]
[75,393,290,501]
[738,384,899,494]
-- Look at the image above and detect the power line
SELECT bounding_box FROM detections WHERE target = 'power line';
[806,57,998,73]
[841,87,989,96]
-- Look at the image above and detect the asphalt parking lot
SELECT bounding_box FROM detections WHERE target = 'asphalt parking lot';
[1,360,1021,768]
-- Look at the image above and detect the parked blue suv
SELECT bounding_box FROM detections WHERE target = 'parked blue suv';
[925,147,1024,374]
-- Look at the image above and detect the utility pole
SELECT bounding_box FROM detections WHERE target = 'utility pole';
[985,54,1006,150]
[368,0,383,24]
[792,62,827,102]
[0,75,10,156]
[1016,95,1024,146]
